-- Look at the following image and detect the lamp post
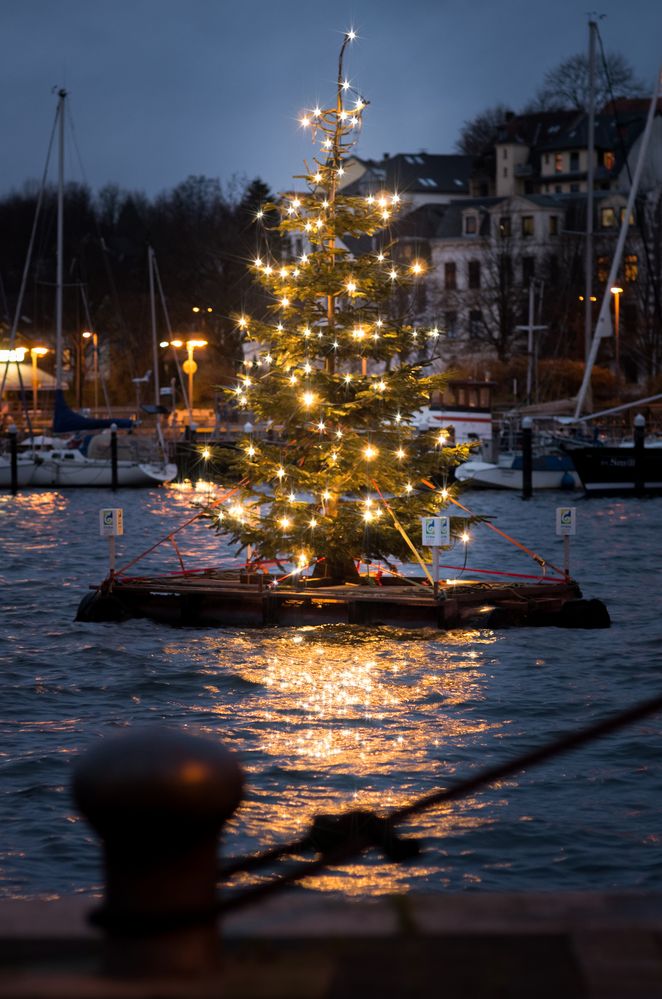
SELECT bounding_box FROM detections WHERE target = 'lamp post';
[160,338,207,427]
[611,286,623,381]
[30,347,49,413]
[82,330,99,411]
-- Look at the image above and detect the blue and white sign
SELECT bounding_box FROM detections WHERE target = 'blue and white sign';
[99,508,124,537]
[555,507,576,537]
[421,515,450,547]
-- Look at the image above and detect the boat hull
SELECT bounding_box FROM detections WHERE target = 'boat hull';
[455,457,580,490]
[569,445,662,496]
[0,454,177,488]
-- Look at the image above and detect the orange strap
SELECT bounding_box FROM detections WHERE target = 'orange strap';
[420,478,564,576]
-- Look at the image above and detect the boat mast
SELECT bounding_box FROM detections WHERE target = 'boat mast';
[55,88,67,390]
[582,20,597,412]
[574,67,662,418]
[148,246,161,407]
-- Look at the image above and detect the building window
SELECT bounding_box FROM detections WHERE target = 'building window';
[625,254,638,282]
[503,167,508,178]
[464,214,477,235]
[570,183,580,193]
[600,207,615,228]
[620,208,635,225]
[549,215,558,236]
[604,151,615,171]
[597,255,609,283]
[469,309,483,338]
[570,151,579,172]
[554,185,562,193]
[444,261,457,290]
[444,311,458,339]
[468,260,481,289]
[521,215,534,237]
[503,147,508,159]
[555,153,563,173]
[498,216,511,237]
[522,256,535,285]
[549,254,559,283]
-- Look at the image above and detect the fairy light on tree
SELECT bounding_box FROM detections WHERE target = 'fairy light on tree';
[206,30,471,582]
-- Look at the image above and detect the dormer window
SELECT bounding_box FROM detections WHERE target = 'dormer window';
[604,151,615,171]
[464,214,478,235]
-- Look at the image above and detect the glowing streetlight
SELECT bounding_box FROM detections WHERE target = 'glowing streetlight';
[30,347,49,412]
[611,286,623,380]
[161,338,207,419]
[82,330,99,411]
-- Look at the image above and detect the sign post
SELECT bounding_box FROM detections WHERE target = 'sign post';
[421,516,450,596]
[99,508,124,577]
[555,506,576,580]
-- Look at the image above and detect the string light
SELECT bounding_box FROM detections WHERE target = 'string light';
[301,390,316,408]
[363,444,378,460]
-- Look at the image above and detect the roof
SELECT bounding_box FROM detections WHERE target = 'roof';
[345,153,474,196]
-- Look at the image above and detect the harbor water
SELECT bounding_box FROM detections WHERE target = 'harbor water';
[1,485,662,901]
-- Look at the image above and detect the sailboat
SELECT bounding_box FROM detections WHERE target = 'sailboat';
[565,55,662,496]
[0,90,177,489]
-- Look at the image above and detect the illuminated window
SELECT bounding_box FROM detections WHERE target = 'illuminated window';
[604,151,615,170]
[521,215,534,237]
[625,254,638,282]
[620,208,635,225]
[597,255,609,283]
[555,153,564,173]
[600,207,615,228]
[464,214,478,235]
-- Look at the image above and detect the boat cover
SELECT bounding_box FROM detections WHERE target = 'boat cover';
[52,390,134,432]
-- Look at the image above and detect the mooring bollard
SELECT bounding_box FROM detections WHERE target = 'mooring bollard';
[8,424,18,496]
[110,422,118,492]
[73,727,244,980]
[633,413,645,497]
[521,416,533,500]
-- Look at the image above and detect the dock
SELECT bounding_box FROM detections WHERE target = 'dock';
[77,570,610,629]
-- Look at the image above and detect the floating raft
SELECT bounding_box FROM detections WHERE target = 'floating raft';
[76,570,610,630]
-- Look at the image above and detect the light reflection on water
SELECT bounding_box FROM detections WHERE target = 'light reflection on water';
[1,487,662,899]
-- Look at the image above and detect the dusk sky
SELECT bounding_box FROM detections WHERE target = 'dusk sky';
[2,0,660,201]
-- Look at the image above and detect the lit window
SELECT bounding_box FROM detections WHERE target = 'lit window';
[464,214,477,235]
[625,254,638,282]
[555,153,563,173]
[604,151,615,171]
[600,207,615,228]
[521,215,534,237]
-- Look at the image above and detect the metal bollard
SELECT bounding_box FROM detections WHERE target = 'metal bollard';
[110,423,118,492]
[633,413,645,497]
[521,416,533,500]
[73,727,244,980]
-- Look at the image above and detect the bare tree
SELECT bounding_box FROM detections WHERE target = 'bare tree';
[528,52,647,112]
[455,104,513,155]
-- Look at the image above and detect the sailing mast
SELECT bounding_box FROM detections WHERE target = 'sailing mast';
[574,67,662,418]
[583,20,597,412]
[55,89,67,390]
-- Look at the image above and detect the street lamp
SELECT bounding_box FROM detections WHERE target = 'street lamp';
[82,330,99,411]
[30,347,49,413]
[160,338,207,424]
[183,339,208,410]
[611,286,623,381]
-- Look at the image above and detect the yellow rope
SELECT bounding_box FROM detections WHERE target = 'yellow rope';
[371,480,434,586]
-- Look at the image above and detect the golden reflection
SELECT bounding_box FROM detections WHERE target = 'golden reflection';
[192,626,503,895]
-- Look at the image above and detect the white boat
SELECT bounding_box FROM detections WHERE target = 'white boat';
[1,90,176,490]
[455,452,580,490]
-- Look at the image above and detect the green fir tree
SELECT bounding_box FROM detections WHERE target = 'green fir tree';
[207,32,472,582]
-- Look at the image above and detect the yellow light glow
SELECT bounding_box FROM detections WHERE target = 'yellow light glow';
[254,257,263,268]
[0,347,26,362]
[317,420,326,431]
[322,490,332,501]
[276,466,285,479]
[280,297,290,307]
[201,447,211,460]
[404,482,413,493]
[346,29,356,40]
[342,79,350,91]
[301,391,316,408]
[363,510,374,522]
[411,261,424,274]
[246,445,256,457]
[389,268,398,280]
[346,280,357,293]
[237,317,248,329]
[170,339,183,348]
[159,340,169,348]
[187,339,207,348]
[375,380,386,392]
[440,488,449,499]
[309,518,318,528]
[279,517,292,529]
[300,116,311,128]
[461,532,470,543]
[396,448,406,459]
[289,492,296,502]
[343,373,352,383]
[363,445,378,460]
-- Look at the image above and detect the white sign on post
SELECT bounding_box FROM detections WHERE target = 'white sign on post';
[555,507,576,536]
[99,508,123,574]
[421,516,450,548]
[99,508,124,536]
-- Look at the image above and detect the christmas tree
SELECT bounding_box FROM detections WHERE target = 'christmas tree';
[208,31,471,583]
